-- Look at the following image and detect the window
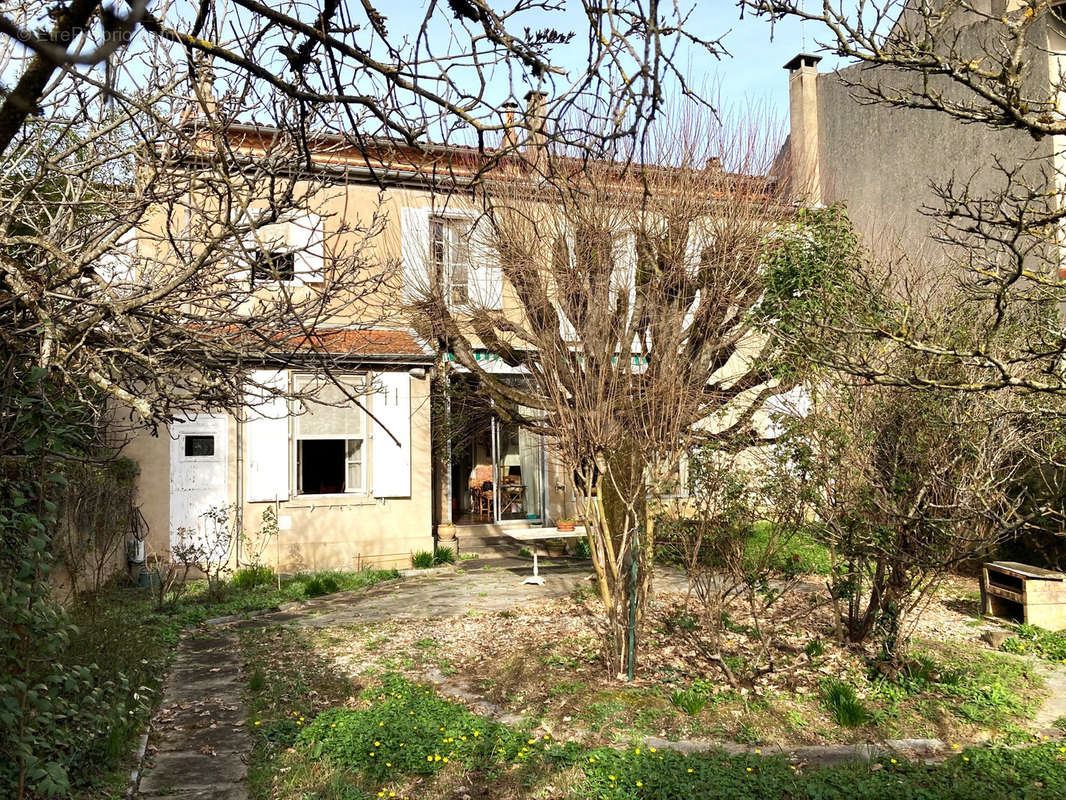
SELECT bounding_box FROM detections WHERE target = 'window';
[294,376,366,494]
[251,249,296,284]
[430,216,471,306]
[184,435,215,457]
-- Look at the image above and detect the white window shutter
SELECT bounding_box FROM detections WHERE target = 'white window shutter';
[371,371,411,498]
[289,213,323,283]
[468,217,503,309]
[611,231,637,323]
[245,369,290,502]
[401,207,431,301]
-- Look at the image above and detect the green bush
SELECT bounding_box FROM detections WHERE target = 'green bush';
[433,546,456,565]
[232,565,275,589]
[821,679,868,727]
[573,536,592,559]
[411,551,434,569]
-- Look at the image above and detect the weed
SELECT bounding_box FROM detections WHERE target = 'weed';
[669,687,707,715]
[804,638,825,658]
[302,574,340,598]
[414,638,438,649]
[821,679,868,727]
[411,550,435,568]
[433,546,456,565]
[232,565,276,589]
[248,667,266,692]
[518,547,533,558]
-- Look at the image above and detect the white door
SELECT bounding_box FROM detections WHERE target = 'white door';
[169,414,229,549]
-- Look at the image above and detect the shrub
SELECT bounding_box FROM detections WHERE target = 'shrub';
[232,565,275,589]
[411,550,435,569]
[433,546,456,565]
[303,575,340,598]
[573,536,592,559]
[821,679,868,727]
[804,638,825,658]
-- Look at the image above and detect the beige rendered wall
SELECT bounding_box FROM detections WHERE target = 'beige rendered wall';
[123,369,433,573]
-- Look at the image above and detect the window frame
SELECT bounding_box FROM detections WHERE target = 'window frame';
[430,214,472,308]
[292,374,369,497]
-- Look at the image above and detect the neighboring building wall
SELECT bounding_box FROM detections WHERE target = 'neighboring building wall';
[783,15,1058,263]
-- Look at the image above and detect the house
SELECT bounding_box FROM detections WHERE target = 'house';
[122,94,588,573]
[775,2,1065,262]
[123,90,782,574]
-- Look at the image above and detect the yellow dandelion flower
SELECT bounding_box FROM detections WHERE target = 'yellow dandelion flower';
[379,722,385,727]
[386,762,391,767]
[755,749,761,754]
[649,747,656,753]
[374,741,380,747]
[434,754,441,761]
[963,756,970,762]
[635,748,641,755]
[369,752,375,757]
[254,721,261,726]
[746,767,752,773]
[473,731,480,737]
[427,756,433,762]
[637,781,643,787]
[890,759,897,765]
[609,775,616,781]
[687,768,693,773]
[952,744,959,749]
[589,757,596,763]
[443,757,449,763]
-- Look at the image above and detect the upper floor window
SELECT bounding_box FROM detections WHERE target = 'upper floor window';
[250,249,296,284]
[430,216,471,306]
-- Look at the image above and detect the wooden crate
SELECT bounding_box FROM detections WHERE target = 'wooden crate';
[981,561,1066,630]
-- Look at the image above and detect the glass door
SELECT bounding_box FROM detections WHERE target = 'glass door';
[491,413,545,523]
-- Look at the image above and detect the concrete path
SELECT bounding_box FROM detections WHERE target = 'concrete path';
[243,558,606,629]
[137,632,250,800]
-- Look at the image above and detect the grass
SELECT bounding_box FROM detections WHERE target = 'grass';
[249,670,1066,800]
[1001,623,1066,665]
[821,679,868,727]
[744,521,833,575]
[169,567,399,624]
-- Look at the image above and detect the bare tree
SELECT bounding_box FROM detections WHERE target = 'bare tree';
[410,108,797,678]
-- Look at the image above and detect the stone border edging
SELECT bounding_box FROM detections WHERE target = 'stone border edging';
[124,727,150,797]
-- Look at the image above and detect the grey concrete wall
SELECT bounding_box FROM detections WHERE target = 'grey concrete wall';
[812,17,1055,263]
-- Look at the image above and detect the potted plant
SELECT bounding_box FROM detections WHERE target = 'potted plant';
[555,518,576,532]
[437,521,457,541]
[545,538,568,557]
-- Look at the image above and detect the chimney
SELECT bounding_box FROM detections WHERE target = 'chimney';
[194,58,218,118]
[783,53,822,204]
[523,90,547,157]
[500,100,520,151]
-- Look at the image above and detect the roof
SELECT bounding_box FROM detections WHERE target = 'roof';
[276,328,433,362]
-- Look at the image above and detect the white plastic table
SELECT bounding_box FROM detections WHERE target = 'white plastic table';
[504,526,587,585]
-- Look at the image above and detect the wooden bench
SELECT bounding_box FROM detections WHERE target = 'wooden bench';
[981,561,1066,630]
